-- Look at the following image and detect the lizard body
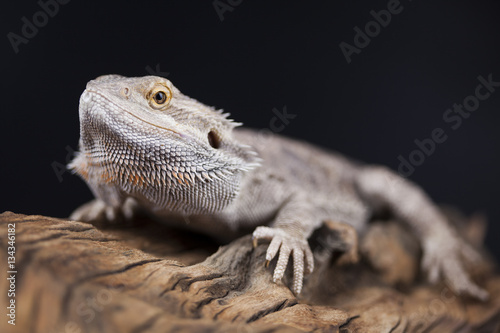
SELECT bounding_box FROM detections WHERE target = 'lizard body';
[69,75,487,299]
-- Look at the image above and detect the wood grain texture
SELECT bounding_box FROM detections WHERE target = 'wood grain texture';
[1,211,499,333]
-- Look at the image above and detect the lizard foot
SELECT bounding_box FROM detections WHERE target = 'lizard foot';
[252,226,314,295]
[70,198,137,224]
[422,236,489,301]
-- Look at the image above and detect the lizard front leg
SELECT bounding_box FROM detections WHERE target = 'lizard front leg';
[252,196,320,295]
[354,165,488,300]
[70,196,138,223]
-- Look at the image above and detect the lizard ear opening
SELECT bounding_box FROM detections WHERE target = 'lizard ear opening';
[208,130,220,149]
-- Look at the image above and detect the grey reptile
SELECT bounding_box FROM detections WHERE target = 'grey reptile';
[69,74,488,300]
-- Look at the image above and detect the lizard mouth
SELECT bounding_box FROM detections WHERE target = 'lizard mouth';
[82,89,182,136]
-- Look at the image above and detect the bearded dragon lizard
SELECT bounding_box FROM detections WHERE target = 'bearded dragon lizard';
[69,75,488,300]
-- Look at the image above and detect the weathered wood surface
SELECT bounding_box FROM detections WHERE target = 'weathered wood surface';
[1,210,500,333]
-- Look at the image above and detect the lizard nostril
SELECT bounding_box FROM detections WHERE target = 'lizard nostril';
[208,131,220,149]
[121,87,130,97]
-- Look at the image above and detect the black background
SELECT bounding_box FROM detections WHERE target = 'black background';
[2,1,500,259]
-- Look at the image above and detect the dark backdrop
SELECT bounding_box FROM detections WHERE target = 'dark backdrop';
[2,1,500,259]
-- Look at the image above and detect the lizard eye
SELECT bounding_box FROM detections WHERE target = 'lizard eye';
[148,86,172,109]
[154,91,166,104]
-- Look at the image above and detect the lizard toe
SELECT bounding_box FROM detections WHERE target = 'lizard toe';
[70,199,108,222]
[274,242,291,283]
[442,257,489,301]
[292,246,305,294]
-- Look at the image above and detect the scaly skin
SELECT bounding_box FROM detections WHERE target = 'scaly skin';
[69,75,488,300]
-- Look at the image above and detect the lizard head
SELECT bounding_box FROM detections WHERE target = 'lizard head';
[73,74,259,215]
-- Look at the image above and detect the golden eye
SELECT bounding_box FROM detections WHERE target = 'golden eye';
[148,86,172,109]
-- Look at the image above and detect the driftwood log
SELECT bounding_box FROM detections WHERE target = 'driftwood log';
[1,209,500,333]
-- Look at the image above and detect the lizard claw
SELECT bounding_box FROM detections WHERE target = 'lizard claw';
[70,199,115,222]
[70,198,137,224]
[252,226,314,295]
[422,236,489,301]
